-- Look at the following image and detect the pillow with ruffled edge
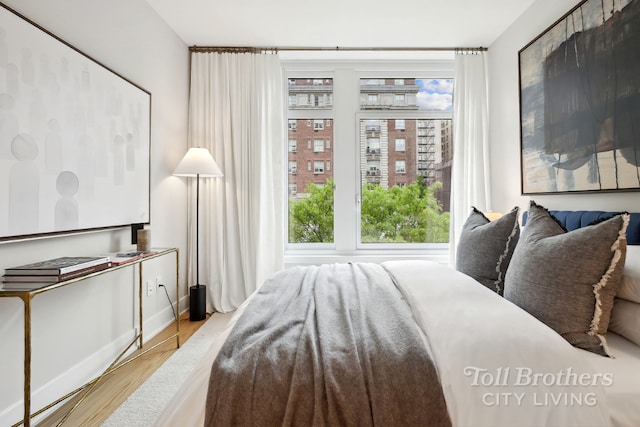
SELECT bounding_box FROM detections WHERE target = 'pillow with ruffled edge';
[504,201,629,357]
[455,206,520,295]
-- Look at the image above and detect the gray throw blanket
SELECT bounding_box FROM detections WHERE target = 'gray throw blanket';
[205,262,451,426]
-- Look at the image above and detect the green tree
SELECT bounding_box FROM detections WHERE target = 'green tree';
[289,177,449,244]
[289,179,334,243]
[361,177,449,243]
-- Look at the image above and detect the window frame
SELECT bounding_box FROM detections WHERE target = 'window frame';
[282,55,454,264]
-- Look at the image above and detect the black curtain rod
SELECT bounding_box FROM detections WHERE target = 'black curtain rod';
[189,46,487,53]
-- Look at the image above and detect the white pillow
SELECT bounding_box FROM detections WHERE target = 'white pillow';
[609,298,640,348]
[618,246,640,303]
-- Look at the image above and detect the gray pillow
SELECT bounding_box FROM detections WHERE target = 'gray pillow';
[456,207,520,295]
[504,201,629,357]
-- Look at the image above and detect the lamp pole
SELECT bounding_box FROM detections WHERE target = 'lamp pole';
[196,172,200,287]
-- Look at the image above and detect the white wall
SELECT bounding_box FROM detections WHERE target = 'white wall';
[0,1,189,424]
[488,0,640,214]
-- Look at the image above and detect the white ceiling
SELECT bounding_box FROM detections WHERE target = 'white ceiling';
[144,0,536,48]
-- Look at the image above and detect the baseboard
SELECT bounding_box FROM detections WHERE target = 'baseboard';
[0,300,185,427]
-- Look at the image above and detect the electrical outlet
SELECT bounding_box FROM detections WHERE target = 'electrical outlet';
[146,280,154,296]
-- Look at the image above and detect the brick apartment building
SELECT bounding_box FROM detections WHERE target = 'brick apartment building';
[288,78,451,210]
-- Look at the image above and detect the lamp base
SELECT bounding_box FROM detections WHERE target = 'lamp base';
[189,285,207,321]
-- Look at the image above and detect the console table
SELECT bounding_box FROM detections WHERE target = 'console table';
[0,247,180,427]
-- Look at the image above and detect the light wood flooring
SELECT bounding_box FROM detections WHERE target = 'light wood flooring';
[36,312,208,427]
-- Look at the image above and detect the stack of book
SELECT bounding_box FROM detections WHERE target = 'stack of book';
[2,256,112,290]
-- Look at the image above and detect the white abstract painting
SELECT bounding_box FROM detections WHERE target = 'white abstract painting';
[0,4,150,239]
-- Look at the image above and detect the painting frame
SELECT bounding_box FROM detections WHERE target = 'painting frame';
[0,2,151,240]
[518,0,640,195]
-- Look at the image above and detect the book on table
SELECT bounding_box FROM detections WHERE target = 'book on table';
[104,250,157,265]
[1,282,52,291]
[2,262,111,284]
[4,256,111,276]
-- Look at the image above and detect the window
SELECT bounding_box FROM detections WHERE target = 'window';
[284,58,453,256]
[288,139,297,153]
[287,77,334,244]
[289,161,297,174]
[367,138,380,154]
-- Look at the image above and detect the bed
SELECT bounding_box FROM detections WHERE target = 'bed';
[156,202,640,427]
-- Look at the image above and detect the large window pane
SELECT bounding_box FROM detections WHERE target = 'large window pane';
[288,78,334,244]
[359,78,453,111]
[287,118,334,243]
[359,118,452,243]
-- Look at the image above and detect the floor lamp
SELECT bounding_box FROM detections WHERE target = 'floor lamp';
[173,147,223,321]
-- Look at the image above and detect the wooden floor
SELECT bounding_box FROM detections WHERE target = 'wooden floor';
[37,312,208,427]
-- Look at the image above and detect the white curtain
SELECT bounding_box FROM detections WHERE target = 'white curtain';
[449,51,491,267]
[188,52,284,313]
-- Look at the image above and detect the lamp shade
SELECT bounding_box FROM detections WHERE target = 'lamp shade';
[173,147,223,177]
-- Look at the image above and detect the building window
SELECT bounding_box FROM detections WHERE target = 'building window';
[366,160,380,175]
[314,119,324,130]
[288,120,297,131]
[367,138,380,154]
[285,63,452,252]
[289,161,297,174]
[288,139,297,153]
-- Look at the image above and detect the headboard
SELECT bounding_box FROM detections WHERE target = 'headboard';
[522,210,640,245]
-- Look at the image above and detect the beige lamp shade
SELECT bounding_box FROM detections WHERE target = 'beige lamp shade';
[173,147,223,177]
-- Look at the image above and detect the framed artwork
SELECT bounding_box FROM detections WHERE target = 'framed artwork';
[0,3,151,240]
[519,0,640,194]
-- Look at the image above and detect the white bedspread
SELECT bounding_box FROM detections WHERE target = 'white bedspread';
[382,260,611,427]
[582,333,640,427]
[157,261,614,426]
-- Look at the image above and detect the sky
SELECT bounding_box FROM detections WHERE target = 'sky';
[416,79,453,111]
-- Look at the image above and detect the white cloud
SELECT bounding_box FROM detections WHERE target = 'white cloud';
[416,91,452,111]
[416,79,453,110]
